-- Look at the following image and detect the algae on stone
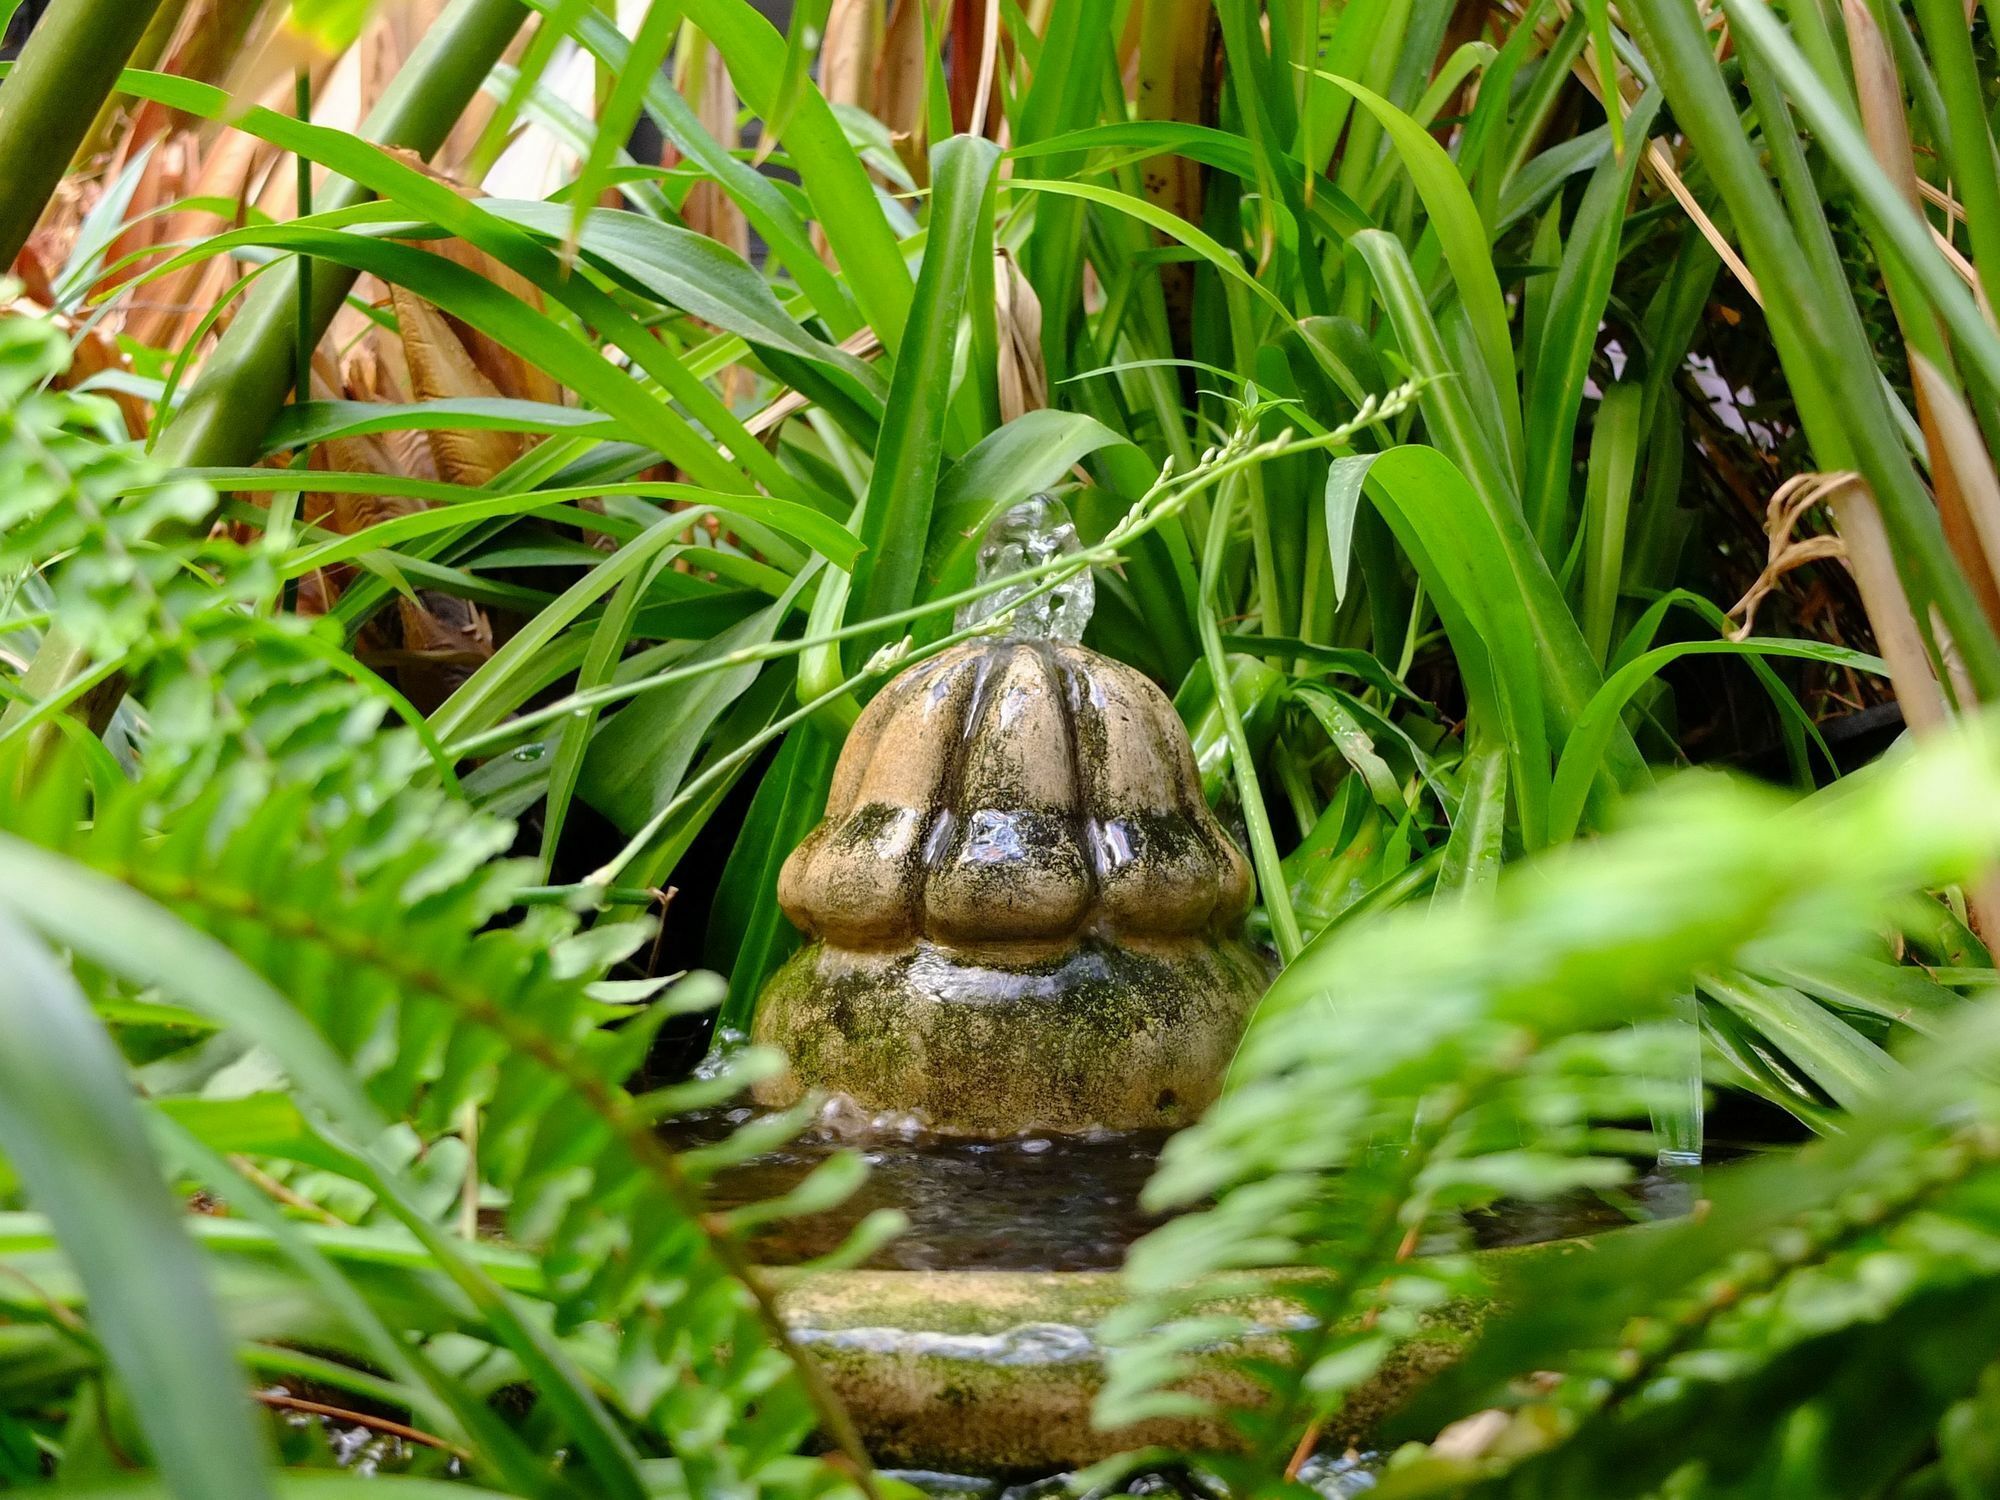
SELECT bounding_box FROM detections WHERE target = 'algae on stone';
[753,499,1269,1134]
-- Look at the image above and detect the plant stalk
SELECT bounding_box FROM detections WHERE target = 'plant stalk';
[1,0,529,751]
[154,0,528,475]
[0,0,173,268]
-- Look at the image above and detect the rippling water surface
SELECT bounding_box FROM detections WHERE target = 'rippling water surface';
[662,1105,1703,1272]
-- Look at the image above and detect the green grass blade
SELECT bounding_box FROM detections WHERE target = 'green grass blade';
[579,599,797,838]
[1010,177,1300,327]
[1521,93,1659,557]
[54,1474,525,1498]
[1580,382,1644,664]
[1350,229,1517,520]
[468,0,594,178]
[102,73,802,494]
[539,570,649,880]
[1549,638,1889,842]
[1315,72,1524,480]
[487,200,882,395]
[843,134,1002,667]
[565,0,679,259]
[1724,0,2000,459]
[428,509,733,744]
[146,0,528,476]
[1910,0,2000,320]
[1198,488,1305,962]
[0,909,275,1500]
[1696,970,1895,1111]
[138,219,746,489]
[264,397,616,452]
[530,0,860,332]
[205,478,859,576]
[1627,0,2000,697]
[1010,121,1376,236]
[675,0,914,347]
[1337,445,1554,846]
[924,410,1151,594]
[1755,952,1965,1037]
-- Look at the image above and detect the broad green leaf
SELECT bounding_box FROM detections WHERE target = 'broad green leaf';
[1721,0,2000,404]
[0,910,274,1500]
[429,508,741,744]
[1436,732,1508,898]
[580,596,799,837]
[925,409,1150,596]
[709,726,838,1029]
[1343,445,1553,846]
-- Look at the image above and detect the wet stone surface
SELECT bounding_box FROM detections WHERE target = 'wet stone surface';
[886,1453,1385,1500]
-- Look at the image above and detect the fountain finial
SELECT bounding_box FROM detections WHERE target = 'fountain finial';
[954,494,1093,641]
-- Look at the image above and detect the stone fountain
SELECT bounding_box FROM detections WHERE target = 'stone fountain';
[745,499,1537,1473]
[752,496,1269,1136]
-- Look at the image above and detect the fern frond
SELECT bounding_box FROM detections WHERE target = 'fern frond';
[1100,730,2000,1484]
[0,629,879,1495]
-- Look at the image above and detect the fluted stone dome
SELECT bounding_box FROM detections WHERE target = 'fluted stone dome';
[777,638,1254,953]
[751,506,1269,1135]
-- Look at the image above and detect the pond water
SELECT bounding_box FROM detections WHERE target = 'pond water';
[664,1103,1704,1272]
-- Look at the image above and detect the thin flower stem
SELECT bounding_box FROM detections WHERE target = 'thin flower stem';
[1199,471,1305,964]
[449,393,1421,762]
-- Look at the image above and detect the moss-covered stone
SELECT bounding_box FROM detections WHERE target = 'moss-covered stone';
[752,935,1269,1134]
[774,1251,1580,1472]
[751,638,1272,1136]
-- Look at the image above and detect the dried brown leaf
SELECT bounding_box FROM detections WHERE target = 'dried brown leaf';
[994,247,1046,421]
[681,34,750,261]
[389,286,526,486]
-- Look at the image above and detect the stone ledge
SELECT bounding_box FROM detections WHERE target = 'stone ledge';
[775,1243,1592,1472]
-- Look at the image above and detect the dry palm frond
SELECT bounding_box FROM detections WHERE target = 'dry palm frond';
[1843,0,2000,632]
[994,246,1047,420]
[953,0,1002,137]
[820,0,881,116]
[876,0,939,180]
[0,286,149,439]
[1727,472,1848,639]
[1801,471,1950,733]
[677,28,749,260]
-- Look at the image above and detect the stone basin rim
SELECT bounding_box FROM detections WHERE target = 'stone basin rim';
[772,1242,1590,1474]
